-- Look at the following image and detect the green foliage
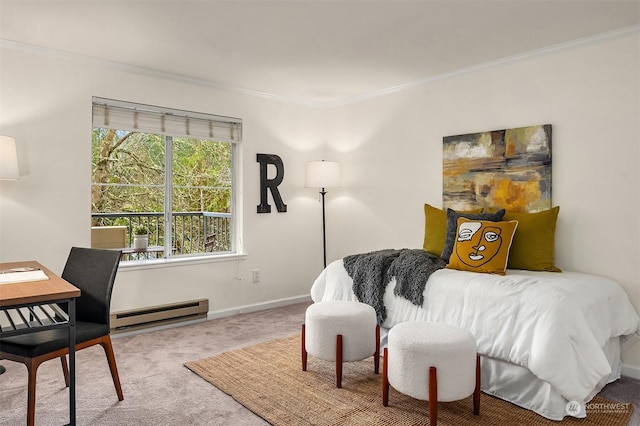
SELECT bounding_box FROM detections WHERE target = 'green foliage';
[113,218,128,226]
[133,225,149,235]
[91,129,232,217]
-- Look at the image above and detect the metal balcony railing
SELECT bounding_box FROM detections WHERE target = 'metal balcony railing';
[91,212,232,261]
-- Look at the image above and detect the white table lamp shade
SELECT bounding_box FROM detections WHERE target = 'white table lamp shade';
[305,161,341,189]
[0,135,19,180]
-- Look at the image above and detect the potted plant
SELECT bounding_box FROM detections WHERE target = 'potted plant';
[132,225,149,250]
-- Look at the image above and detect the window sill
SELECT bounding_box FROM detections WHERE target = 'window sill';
[117,252,246,272]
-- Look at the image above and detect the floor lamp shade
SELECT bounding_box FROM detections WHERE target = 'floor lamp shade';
[0,135,19,180]
[305,161,341,189]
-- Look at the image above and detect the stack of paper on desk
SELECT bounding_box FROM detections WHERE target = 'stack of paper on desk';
[0,269,49,285]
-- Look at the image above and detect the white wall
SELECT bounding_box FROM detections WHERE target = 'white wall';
[0,44,327,317]
[323,33,640,371]
[1,32,638,372]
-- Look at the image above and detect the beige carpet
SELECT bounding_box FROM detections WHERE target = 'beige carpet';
[185,334,633,426]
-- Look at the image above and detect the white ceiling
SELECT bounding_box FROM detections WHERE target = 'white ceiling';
[1,0,639,106]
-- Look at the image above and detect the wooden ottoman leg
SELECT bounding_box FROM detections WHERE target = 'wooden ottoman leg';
[336,334,343,388]
[382,347,390,406]
[474,354,481,415]
[374,324,380,374]
[429,366,438,426]
[301,324,307,371]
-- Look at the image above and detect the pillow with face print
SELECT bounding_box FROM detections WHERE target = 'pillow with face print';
[446,218,518,275]
[440,208,505,262]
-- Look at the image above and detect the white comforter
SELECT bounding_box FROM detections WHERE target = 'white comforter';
[311,260,640,403]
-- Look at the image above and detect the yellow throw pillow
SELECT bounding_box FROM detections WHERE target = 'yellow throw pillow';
[423,204,482,257]
[504,206,561,272]
[446,218,518,275]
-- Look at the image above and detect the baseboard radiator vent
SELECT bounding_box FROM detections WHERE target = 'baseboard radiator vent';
[110,299,209,333]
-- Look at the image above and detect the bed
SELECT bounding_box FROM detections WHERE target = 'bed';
[309,205,640,421]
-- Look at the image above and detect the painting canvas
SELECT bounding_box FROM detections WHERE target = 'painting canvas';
[443,124,552,213]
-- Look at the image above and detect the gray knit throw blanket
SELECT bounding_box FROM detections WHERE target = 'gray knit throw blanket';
[343,249,446,324]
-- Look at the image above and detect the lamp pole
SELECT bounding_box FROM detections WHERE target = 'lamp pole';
[321,187,327,268]
[305,160,340,269]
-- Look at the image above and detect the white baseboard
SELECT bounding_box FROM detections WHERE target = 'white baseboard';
[207,295,312,320]
[621,363,640,380]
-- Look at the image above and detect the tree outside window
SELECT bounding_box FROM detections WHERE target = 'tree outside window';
[91,99,239,261]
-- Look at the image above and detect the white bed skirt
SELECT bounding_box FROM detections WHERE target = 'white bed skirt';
[478,337,621,420]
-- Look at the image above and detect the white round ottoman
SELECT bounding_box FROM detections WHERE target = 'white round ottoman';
[302,301,380,388]
[382,321,480,426]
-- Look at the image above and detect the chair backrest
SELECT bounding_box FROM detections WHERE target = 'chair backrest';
[61,247,121,325]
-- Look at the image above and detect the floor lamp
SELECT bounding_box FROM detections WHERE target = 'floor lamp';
[0,135,20,375]
[305,160,341,268]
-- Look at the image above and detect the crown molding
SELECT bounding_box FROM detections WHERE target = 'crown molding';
[325,24,640,108]
[2,24,638,109]
[0,38,325,108]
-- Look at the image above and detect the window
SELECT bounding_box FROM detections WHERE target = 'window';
[91,97,242,262]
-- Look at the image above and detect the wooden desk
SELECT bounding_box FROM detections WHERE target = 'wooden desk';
[0,261,80,425]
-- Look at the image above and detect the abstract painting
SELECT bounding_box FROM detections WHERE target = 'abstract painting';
[443,124,552,213]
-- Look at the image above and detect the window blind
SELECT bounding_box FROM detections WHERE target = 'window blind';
[92,97,242,143]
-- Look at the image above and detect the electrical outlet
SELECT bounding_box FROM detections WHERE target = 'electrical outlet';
[252,269,260,283]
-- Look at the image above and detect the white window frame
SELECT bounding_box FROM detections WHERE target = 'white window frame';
[91,97,243,265]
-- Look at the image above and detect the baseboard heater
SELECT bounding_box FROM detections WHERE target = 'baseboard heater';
[110,298,209,333]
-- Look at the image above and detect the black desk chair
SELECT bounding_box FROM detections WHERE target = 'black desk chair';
[0,247,124,425]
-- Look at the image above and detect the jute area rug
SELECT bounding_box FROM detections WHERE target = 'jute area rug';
[185,335,633,426]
